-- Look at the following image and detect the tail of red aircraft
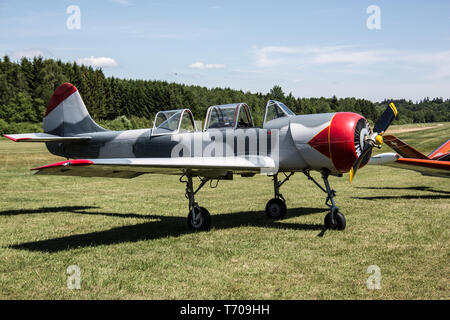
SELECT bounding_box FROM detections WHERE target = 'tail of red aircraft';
[428,140,450,160]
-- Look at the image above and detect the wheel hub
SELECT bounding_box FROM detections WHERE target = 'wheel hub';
[270,205,280,215]
[191,208,203,228]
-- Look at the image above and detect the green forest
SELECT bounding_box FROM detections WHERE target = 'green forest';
[0,55,448,133]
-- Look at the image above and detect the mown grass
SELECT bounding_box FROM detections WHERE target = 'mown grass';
[0,123,449,299]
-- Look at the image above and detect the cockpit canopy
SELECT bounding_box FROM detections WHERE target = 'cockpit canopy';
[204,103,254,130]
[151,101,293,135]
[152,109,198,136]
[263,100,295,125]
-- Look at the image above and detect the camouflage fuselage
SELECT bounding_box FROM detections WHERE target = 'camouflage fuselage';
[45,111,368,176]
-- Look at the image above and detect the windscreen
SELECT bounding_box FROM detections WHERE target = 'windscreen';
[207,105,237,129]
[153,110,182,135]
[264,101,295,123]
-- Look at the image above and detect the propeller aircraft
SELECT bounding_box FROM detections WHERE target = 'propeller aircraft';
[369,135,450,178]
[4,83,399,231]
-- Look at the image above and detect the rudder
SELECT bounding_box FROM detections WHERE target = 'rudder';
[43,83,106,136]
[428,140,450,160]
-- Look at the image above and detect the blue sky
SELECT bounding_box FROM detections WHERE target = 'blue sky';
[1,0,450,101]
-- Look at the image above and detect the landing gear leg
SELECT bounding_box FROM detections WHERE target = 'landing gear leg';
[303,169,346,230]
[181,173,211,231]
[265,172,294,219]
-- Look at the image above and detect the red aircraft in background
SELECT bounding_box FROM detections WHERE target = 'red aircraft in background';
[370,135,450,178]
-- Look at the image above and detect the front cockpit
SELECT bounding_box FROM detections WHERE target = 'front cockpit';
[263,100,295,126]
[152,109,198,136]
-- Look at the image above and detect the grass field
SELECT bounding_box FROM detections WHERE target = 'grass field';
[0,122,449,299]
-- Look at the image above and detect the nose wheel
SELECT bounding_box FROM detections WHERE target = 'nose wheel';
[324,209,346,230]
[303,169,346,230]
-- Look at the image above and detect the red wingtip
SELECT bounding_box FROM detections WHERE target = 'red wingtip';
[3,135,17,141]
[31,159,93,171]
[2,135,32,142]
[45,83,78,117]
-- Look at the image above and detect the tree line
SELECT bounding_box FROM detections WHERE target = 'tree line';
[0,56,448,133]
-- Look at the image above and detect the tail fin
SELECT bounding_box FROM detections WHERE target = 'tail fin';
[383,135,429,159]
[43,83,106,136]
[428,140,450,160]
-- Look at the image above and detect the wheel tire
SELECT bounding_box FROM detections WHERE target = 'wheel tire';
[187,206,211,231]
[265,198,287,219]
[324,211,346,230]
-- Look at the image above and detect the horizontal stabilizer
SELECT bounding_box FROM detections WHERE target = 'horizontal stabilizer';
[3,133,91,142]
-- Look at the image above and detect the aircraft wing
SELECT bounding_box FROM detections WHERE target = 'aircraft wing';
[369,153,450,178]
[387,158,450,178]
[383,135,429,159]
[31,156,277,179]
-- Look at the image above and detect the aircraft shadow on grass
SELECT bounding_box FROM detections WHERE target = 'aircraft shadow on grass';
[353,186,450,200]
[0,206,98,216]
[3,206,326,253]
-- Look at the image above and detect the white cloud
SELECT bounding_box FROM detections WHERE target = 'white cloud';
[167,71,202,79]
[76,56,118,68]
[254,45,450,80]
[401,51,450,79]
[12,49,46,59]
[111,0,131,5]
[255,45,389,67]
[311,49,393,65]
[189,61,225,69]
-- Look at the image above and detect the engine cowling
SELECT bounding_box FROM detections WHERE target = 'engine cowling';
[294,112,371,174]
[328,112,371,173]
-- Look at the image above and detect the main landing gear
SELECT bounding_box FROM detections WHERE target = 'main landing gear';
[180,169,345,232]
[181,173,212,231]
[265,172,294,219]
[303,169,346,230]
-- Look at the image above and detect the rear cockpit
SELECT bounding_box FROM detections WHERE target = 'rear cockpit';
[204,103,254,130]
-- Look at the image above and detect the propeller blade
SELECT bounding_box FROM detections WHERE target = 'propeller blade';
[349,102,398,183]
[349,144,372,183]
[373,102,398,134]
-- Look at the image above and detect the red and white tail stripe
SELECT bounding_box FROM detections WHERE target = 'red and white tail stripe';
[43,83,105,136]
